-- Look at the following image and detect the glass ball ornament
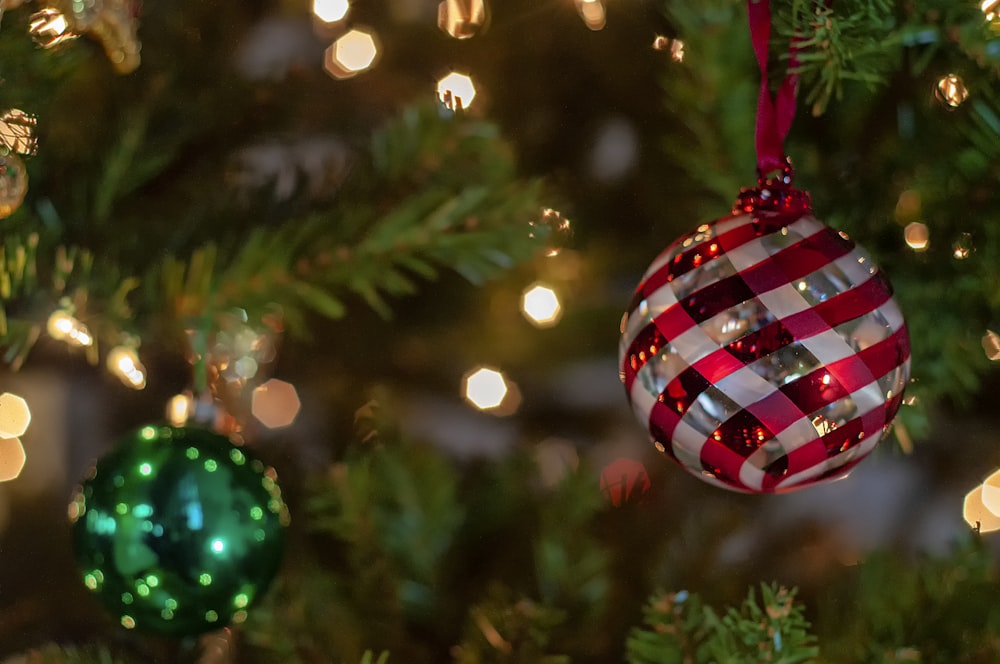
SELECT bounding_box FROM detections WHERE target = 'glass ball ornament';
[0,152,28,219]
[619,172,910,493]
[69,425,288,635]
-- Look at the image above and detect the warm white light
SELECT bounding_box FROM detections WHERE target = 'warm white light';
[46,310,94,347]
[964,484,1000,533]
[904,222,929,251]
[0,393,30,438]
[575,0,606,30]
[935,73,969,109]
[0,437,25,482]
[436,72,477,111]
[982,0,999,21]
[325,29,379,79]
[463,367,508,410]
[313,0,350,23]
[521,283,562,327]
[252,379,301,429]
[438,0,487,39]
[981,469,1000,515]
[28,8,77,49]
[983,330,1000,361]
[166,393,194,427]
[107,346,146,390]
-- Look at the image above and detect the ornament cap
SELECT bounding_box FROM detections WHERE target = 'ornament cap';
[732,157,812,215]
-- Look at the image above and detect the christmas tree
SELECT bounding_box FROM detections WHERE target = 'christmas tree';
[1,0,1000,662]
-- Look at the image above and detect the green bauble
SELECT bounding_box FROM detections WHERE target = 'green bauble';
[69,425,287,636]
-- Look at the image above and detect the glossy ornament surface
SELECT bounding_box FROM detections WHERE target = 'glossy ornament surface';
[619,182,910,493]
[70,425,287,635]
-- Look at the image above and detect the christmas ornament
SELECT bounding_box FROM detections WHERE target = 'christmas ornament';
[599,458,651,506]
[69,425,287,636]
[28,0,141,74]
[618,0,910,493]
[0,152,28,218]
[619,169,910,493]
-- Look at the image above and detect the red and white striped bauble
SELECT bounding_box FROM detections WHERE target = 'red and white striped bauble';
[619,183,910,493]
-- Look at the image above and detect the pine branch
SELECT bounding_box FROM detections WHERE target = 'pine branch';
[452,587,571,664]
[626,584,819,664]
[0,103,549,372]
[774,0,898,116]
[0,645,129,664]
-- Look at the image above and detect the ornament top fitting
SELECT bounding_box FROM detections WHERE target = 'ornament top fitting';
[732,157,812,216]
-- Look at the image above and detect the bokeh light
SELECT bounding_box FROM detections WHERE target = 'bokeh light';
[981,468,1000,515]
[47,310,93,347]
[575,0,606,31]
[166,393,194,427]
[982,0,999,22]
[521,283,562,327]
[462,367,508,410]
[904,222,929,251]
[252,379,301,429]
[653,36,685,61]
[107,346,146,390]
[0,393,30,438]
[964,484,1000,533]
[952,232,973,259]
[0,437,26,482]
[983,330,1000,361]
[438,0,486,39]
[325,29,379,79]
[28,8,76,48]
[935,74,969,109]
[312,0,349,23]
[437,72,477,111]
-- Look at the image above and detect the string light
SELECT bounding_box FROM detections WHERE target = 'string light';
[574,0,606,31]
[521,283,562,327]
[953,233,974,259]
[46,310,93,347]
[982,0,999,21]
[653,36,685,62]
[325,28,379,79]
[436,72,477,111]
[28,8,77,48]
[935,74,969,109]
[903,222,929,251]
[0,392,31,438]
[438,0,487,39]
[462,367,508,410]
[166,393,194,427]
[312,0,349,24]
[107,345,147,390]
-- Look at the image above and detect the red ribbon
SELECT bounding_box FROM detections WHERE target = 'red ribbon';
[748,0,799,176]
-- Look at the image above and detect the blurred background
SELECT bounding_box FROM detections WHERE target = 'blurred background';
[1,0,1000,661]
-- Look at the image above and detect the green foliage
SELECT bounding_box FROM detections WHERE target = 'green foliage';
[451,587,570,664]
[0,0,550,371]
[0,645,127,664]
[358,652,390,664]
[769,0,898,115]
[661,0,1000,415]
[659,0,758,207]
[627,584,819,664]
[817,539,1000,663]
